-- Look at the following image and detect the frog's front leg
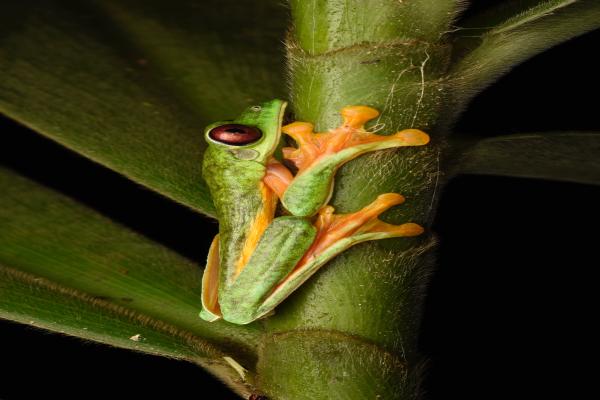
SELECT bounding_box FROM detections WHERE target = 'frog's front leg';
[253,105,429,320]
[266,105,430,217]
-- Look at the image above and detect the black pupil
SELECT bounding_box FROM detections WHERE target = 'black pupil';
[225,128,246,134]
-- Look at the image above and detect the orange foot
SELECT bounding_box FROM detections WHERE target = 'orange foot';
[259,193,424,314]
[281,105,430,175]
[296,193,424,268]
[263,105,430,217]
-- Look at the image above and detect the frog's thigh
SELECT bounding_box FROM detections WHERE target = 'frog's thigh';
[219,216,316,323]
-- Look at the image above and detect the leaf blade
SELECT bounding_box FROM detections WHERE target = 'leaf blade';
[447,0,600,123]
[0,264,255,398]
[0,167,261,356]
[0,264,216,361]
[0,1,288,216]
[453,132,600,185]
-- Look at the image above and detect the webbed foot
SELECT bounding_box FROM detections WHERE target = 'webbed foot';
[279,106,430,216]
[256,193,423,316]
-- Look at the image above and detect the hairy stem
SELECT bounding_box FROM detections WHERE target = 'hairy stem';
[256,1,462,398]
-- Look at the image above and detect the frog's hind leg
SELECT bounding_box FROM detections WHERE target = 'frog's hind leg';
[219,217,316,325]
[200,235,223,322]
[256,193,424,319]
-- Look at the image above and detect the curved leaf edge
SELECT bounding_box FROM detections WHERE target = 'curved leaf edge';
[0,264,255,398]
[448,131,600,186]
[443,0,600,127]
[0,114,217,219]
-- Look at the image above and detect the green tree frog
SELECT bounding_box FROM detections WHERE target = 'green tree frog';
[200,99,429,324]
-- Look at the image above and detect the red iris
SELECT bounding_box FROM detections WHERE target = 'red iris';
[209,124,262,145]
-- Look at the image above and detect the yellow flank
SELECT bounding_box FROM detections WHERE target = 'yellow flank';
[234,182,278,277]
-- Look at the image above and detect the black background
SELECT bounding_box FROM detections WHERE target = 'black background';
[1,11,598,400]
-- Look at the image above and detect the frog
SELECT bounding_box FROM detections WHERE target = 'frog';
[200,99,429,325]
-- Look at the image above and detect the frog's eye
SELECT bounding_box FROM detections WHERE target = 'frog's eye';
[208,124,262,146]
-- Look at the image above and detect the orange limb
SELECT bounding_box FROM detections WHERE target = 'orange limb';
[263,157,294,199]
[295,193,424,270]
[282,106,430,174]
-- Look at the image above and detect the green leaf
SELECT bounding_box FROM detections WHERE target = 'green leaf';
[0,167,261,360]
[0,267,254,397]
[447,0,600,122]
[459,0,577,35]
[0,1,288,216]
[453,132,600,185]
[0,264,213,359]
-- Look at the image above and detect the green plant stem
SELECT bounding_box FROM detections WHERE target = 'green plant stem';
[256,1,461,398]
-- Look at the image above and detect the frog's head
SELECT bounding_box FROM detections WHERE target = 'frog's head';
[204,99,287,164]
